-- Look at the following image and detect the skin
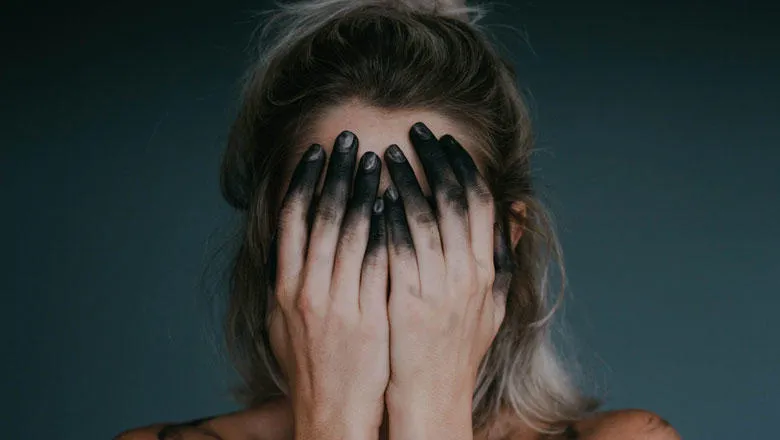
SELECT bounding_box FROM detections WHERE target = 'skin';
[115,103,681,440]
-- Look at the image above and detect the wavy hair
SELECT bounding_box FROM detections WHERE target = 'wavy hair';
[218,0,598,434]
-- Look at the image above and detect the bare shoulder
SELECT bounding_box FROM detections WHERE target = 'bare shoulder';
[568,409,681,440]
[113,397,293,440]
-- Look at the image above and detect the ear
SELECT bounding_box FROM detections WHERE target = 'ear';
[507,201,527,249]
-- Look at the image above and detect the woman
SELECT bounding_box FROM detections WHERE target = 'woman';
[118,0,680,439]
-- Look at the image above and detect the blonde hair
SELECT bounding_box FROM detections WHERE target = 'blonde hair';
[219,0,598,434]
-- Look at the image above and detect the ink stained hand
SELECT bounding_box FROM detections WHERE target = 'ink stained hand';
[382,122,513,301]
[273,130,385,299]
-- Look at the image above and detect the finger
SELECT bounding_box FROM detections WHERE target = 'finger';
[383,144,443,279]
[359,198,388,314]
[492,221,515,318]
[383,185,421,298]
[409,122,471,262]
[266,231,278,289]
[276,143,326,299]
[332,151,382,303]
[440,134,495,277]
[305,131,359,300]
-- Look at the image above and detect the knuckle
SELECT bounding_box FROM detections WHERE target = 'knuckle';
[413,209,437,227]
[273,284,292,308]
[450,263,478,291]
[472,178,493,204]
[449,258,471,279]
[440,183,468,212]
[424,233,441,251]
[307,241,334,267]
[477,259,495,284]
[277,203,305,230]
[293,291,318,317]
[396,280,420,297]
[338,220,363,246]
[360,316,386,337]
[315,201,344,224]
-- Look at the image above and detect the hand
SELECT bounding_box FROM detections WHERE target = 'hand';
[381,123,515,440]
[268,131,389,440]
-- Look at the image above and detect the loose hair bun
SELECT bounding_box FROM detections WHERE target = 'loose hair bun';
[395,0,474,21]
[264,0,485,30]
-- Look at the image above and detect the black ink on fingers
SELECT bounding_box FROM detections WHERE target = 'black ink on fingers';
[492,221,516,299]
[383,145,436,226]
[439,134,492,200]
[373,198,385,213]
[386,143,406,162]
[335,129,356,152]
[366,198,386,255]
[281,143,326,205]
[277,143,327,277]
[306,193,319,233]
[316,130,358,224]
[409,123,468,216]
[386,184,399,201]
[304,143,324,161]
[439,135,476,186]
[425,194,437,217]
[341,151,382,241]
[412,121,434,140]
[349,152,382,213]
[383,185,415,250]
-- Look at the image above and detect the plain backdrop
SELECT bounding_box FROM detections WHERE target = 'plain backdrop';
[3,1,778,439]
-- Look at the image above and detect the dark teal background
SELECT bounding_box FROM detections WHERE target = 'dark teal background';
[3,1,778,439]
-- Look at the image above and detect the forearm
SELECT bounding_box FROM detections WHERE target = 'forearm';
[385,387,474,440]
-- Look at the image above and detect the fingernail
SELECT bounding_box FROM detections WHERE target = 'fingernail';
[362,152,379,171]
[336,131,356,152]
[373,198,384,214]
[386,144,405,162]
[303,144,323,161]
[385,185,399,201]
[412,122,433,140]
[440,134,456,146]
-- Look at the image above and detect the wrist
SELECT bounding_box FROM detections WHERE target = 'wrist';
[293,402,382,440]
[294,420,380,440]
[385,383,474,440]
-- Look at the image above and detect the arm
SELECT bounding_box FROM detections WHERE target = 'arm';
[113,398,294,440]
[385,384,474,440]
[380,124,507,440]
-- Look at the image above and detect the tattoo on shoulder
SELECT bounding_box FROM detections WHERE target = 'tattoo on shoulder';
[563,424,579,439]
[157,416,222,440]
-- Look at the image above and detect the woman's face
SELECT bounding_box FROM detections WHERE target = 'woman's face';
[279,99,486,201]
